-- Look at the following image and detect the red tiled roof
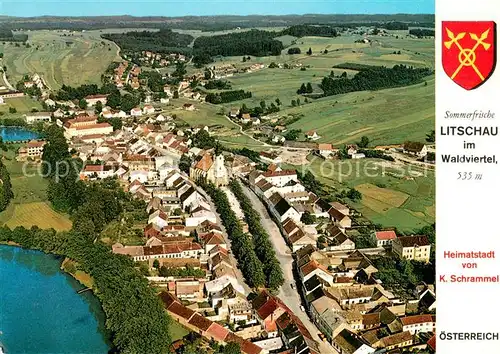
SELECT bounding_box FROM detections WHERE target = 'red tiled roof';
[188,313,212,331]
[74,123,112,131]
[27,140,45,148]
[85,94,108,100]
[159,291,177,308]
[206,323,229,342]
[83,165,104,172]
[401,314,434,326]
[168,302,196,321]
[317,143,333,150]
[375,230,397,240]
[195,154,214,172]
[427,334,436,351]
[263,169,296,178]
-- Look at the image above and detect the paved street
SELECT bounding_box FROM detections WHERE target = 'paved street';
[240,183,334,353]
[195,185,252,296]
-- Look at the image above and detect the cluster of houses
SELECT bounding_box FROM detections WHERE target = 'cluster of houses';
[112,60,142,89]
[136,51,186,67]
[242,159,435,353]
[23,73,48,92]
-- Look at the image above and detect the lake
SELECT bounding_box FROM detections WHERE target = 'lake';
[0,245,110,354]
[0,127,41,142]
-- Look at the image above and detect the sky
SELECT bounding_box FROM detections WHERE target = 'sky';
[1,0,434,18]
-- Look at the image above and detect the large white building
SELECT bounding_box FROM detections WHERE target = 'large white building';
[63,115,113,139]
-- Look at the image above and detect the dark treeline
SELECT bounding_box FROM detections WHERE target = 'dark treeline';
[287,47,301,55]
[0,14,434,31]
[0,29,28,42]
[320,64,433,97]
[282,24,339,37]
[0,159,14,212]
[200,181,267,288]
[409,28,435,37]
[229,180,284,290]
[55,83,116,101]
[380,21,408,30]
[205,90,252,104]
[333,62,383,71]
[54,83,140,113]
[193,30,283,57]
[204,80,232,90]
[101,29,193,53]
[18,124,173,353]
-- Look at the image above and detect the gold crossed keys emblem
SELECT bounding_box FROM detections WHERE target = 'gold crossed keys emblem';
[442,21,496,90]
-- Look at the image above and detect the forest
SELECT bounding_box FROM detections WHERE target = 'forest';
[409,28,435,37]
[0,14,435,31]
[0,159,13,212]
[319,64,433,97]
[193,30,283,57]
[0,29,27,42]
[228,180,284,290]
[205,90,252,104]
[281,24,339,37]
[101,29,193,53]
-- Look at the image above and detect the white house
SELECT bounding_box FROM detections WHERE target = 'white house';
[373,230,397,248]
[143,105,155,115]
[401,315,435,335]
[25,112,52,124]
[130,107,143,116]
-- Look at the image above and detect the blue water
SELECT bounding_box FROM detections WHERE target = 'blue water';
[0,245,110,354]
[0,127,40,142]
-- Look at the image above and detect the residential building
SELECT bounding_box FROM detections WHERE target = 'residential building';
[317,143,336,158]
[392,235,431,262]
[84,94,108,107]
[373,230,397,248]
[25,140,46,159]
[328,207,352,229]
[25,112,52,124]
[403,142,428,157]
[401,314,435,334]
[332,329,375,354]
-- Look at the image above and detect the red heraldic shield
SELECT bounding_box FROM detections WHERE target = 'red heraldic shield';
[442,21,496,90]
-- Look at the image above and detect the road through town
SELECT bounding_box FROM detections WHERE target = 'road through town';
[240,183,334,353]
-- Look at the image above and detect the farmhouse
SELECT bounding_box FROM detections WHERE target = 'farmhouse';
[25,112,52,124]
[317,143,336,158]
[183,103,195,111]
[403,141,428,157]
[305,130,320,140]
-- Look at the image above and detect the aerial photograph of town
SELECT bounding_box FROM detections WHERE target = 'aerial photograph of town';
[0,1,436,353]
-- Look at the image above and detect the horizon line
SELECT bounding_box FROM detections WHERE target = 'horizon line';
[1,13,436,19]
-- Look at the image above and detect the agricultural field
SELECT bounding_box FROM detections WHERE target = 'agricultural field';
[285,77,435,146]
[291,155,435,233]
[0,96,43,113]
[0,148,72,231]
[0,29,120,90]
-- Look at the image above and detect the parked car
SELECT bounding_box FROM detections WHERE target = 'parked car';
[300,305,305,312]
